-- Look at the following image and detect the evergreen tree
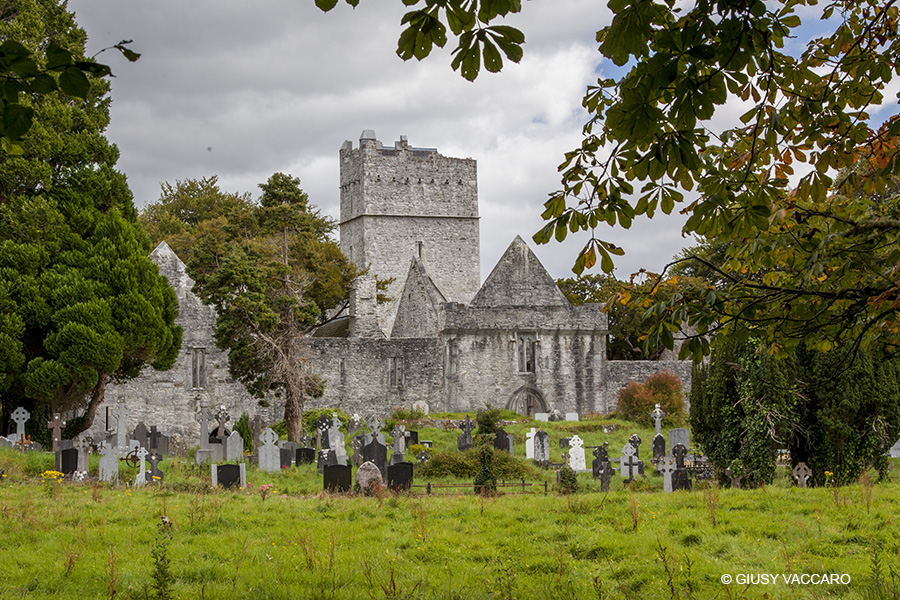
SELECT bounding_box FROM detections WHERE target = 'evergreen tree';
[0,0,181,437]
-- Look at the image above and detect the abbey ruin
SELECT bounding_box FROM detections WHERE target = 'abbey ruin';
[89,131,691,441]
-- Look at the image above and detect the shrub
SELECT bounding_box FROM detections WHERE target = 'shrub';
[473,446,497,495]
[418,448,542,480]
[384,406,427,431]
[476,405,503,436]
[615,372,685,427]
[233,413,252,453]
[557,465,579,494]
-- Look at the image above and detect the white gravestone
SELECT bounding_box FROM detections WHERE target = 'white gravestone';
[568,435,587,472]
[525,428,536,459]
[258,428,280,473]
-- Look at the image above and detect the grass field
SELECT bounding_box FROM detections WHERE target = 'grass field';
[2,415,899,600]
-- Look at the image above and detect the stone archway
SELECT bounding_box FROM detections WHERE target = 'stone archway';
[508,386,548,417]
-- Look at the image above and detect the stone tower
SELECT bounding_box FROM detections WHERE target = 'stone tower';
[339,130,480,334]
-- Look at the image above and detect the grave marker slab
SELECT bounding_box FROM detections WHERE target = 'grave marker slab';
[567,435,587,472]
[356,460,383,494]
[668,428,690,452]
[457,415,475,451]
[323,464,352,493]
[387,462,414,491]
[211,463,246,490]
[257,428,280,473]
[533,430,550,463]
[525,428,536,459]
[296,447,316,465]
[792,462,812,488]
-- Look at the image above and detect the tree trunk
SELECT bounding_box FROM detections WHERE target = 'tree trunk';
[65,373,108,438]
[283,385,304,442]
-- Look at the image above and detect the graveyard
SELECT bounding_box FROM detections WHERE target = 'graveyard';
[2,407,899,600]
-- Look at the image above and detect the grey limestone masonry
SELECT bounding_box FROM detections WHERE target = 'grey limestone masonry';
[91,131,692,438]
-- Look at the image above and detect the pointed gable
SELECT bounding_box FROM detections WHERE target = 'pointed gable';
[391,258,447,338]
[470,236,570,308]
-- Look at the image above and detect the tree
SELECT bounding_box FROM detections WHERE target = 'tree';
[181,173,357,441]
[317,0,900,359]
[0,0,180,438]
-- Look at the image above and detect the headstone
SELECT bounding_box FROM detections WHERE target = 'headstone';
[416,450,430,464]
[225,431,245,462]
[725,467,742,489]
[323,464,352,493]
[11,406,30,440]
[347,414,364,438]
[356,460,383,494]
[350,433,365,467]
[525,428,536,459]
[651,434,666,463]
[75,437,91,474]
[567,435,587,472]
[361,437,388,480]
[194,400,216,465]
[365,415,386,445]
[533,430,550,463]
[148,451,164,482]
[657,455,677,492]
[598,461,615,492]
[629,434,645,476]
[564,412,579,422]
[620,443,639,483]
[650,403,665,436]
[131,422,150,449]
[591,444,610,479]
[668,428,690,453]
[133,447,149,487]
[296,447,316,465]
[559,438,570,449]
[213,406,231,442]
[889,438,900,459]
[405,430,419,446]
[548,409,563,422]
[507,433,514,457]
[211,463,246,490]
[98,442,118,483]
[59,446,78,475]
[457,415,475,451]
[148,426,169,455]
[387,462,414,491]
[316,415,331,449]
[47,413,66,453]
[168,433,187,457]
[257,428,280,473]
[280,448,293,469]
[390,427,406,466]
[792,462,812,488]
[493,428,511,453]
[110,403,130,450]
[672,443,691,491]
[534,413,549,422]
[328,413,346,455]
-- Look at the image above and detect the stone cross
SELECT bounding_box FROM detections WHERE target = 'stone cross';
[11,406,30,439]
[110,403,130,449]
[391,426,406,455]
[457,415,475,451]
[367,415,386,444]
[567,434,586,471]
[214,406,230,441]
[650,403,665,436]
[592,443,609,463]
[599,461,615,492]
[15,435,31,452]
[148,426,163,452]
[657,455,677,492]
[76,437,92,473]
[628,434,642,458]
[47,413,65,453]
[792,462,812,488]
[725,467,743,489]
[134,447,149,487]
[195,400,215,450]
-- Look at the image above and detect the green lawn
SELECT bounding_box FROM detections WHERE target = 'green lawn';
[1,417,898,600]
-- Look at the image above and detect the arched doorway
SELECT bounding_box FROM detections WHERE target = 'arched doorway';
[508,386,548,416]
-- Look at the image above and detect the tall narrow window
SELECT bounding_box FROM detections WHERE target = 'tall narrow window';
[191,347,207,389]
[517,334,536,373]
[339,359,346,385]
[388,357,403,387]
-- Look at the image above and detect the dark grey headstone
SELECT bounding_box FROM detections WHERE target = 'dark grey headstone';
[533,430,550,463]
[652,434,666,462]
[216,464,242,489]
[148,452,164,482]
[59,447,78,475]
[494,428,510,452]
[387,462,413,491]
[406,430,419,445]
[296,447,315,465]
[361,438,388,480]
[559,438,570,449]
[280,448,293,469]
[131,422,149,448]
[598,461,615,492]
[323,464,352,493]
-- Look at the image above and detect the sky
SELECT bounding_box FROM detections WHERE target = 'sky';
[65,0,695,283]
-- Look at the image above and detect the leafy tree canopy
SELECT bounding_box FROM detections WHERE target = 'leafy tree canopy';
[318,0,900,359]
[0,0,179,437]
[145,173,357,441]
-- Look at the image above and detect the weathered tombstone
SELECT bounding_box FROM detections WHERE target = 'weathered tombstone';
[98,441,118,483]
[889,437,900,459]
[11,406,30,441]
[361,436,388,480]
[148,451,164,482]
[507,433,514,457]
[296,447,316,465]
[533,430,550,463]
[316,415,331,449]
[249,415,266,457]
[620,443,639,483]
[494,428,511,453]
[591,444,610,479]
[565,412,579,422]
[225,431,245,462]
[672,444,691,491]
[792,462,812,488]
[257,428,280,473]
[356,460,383,494]
[412,400,429,415]
[168,433,187,458]
[568,435,587,472]
[390,427,406,466]
[387,462,414,491]
[323,464,352,493]
[548,409,563,422]
[525,428,536,459]
[76,437,92,474]
[212,406,231,444]
[110,403,130,451]
[317,448,330,474]
[405,430,419,446]
[133,447,150,487]
[559,437,570,449]
[211,463,246,490]
[725,467,743,489]
[657,455,677,492]
[365,415,387,445]
[652,434,666,463]
[629,434,645,476]
[650,403,665,435]
[280,447,293,470]
[416,450,430,464]
[131,422,150,449]
[348,414,364,438]
[534,413,549,422]
[350,433,366,467]
[599,461,615,492]
[668,428,690,453]
[148,426,169,456]
[194,400,216,465]
[328,413,346,456]
[47,413,66,453]
[457,415,475,451]
[59,446,79,475]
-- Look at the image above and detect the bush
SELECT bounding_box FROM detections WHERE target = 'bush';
[418,448,542,480]
[384,406,427,431]
[557,465,579,494]
[615,372,685,427]
[473,446,497,495]
[476,405,503,436]
[233,413,253,453]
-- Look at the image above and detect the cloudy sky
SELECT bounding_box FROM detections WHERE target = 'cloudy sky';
[66,0,696,282]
